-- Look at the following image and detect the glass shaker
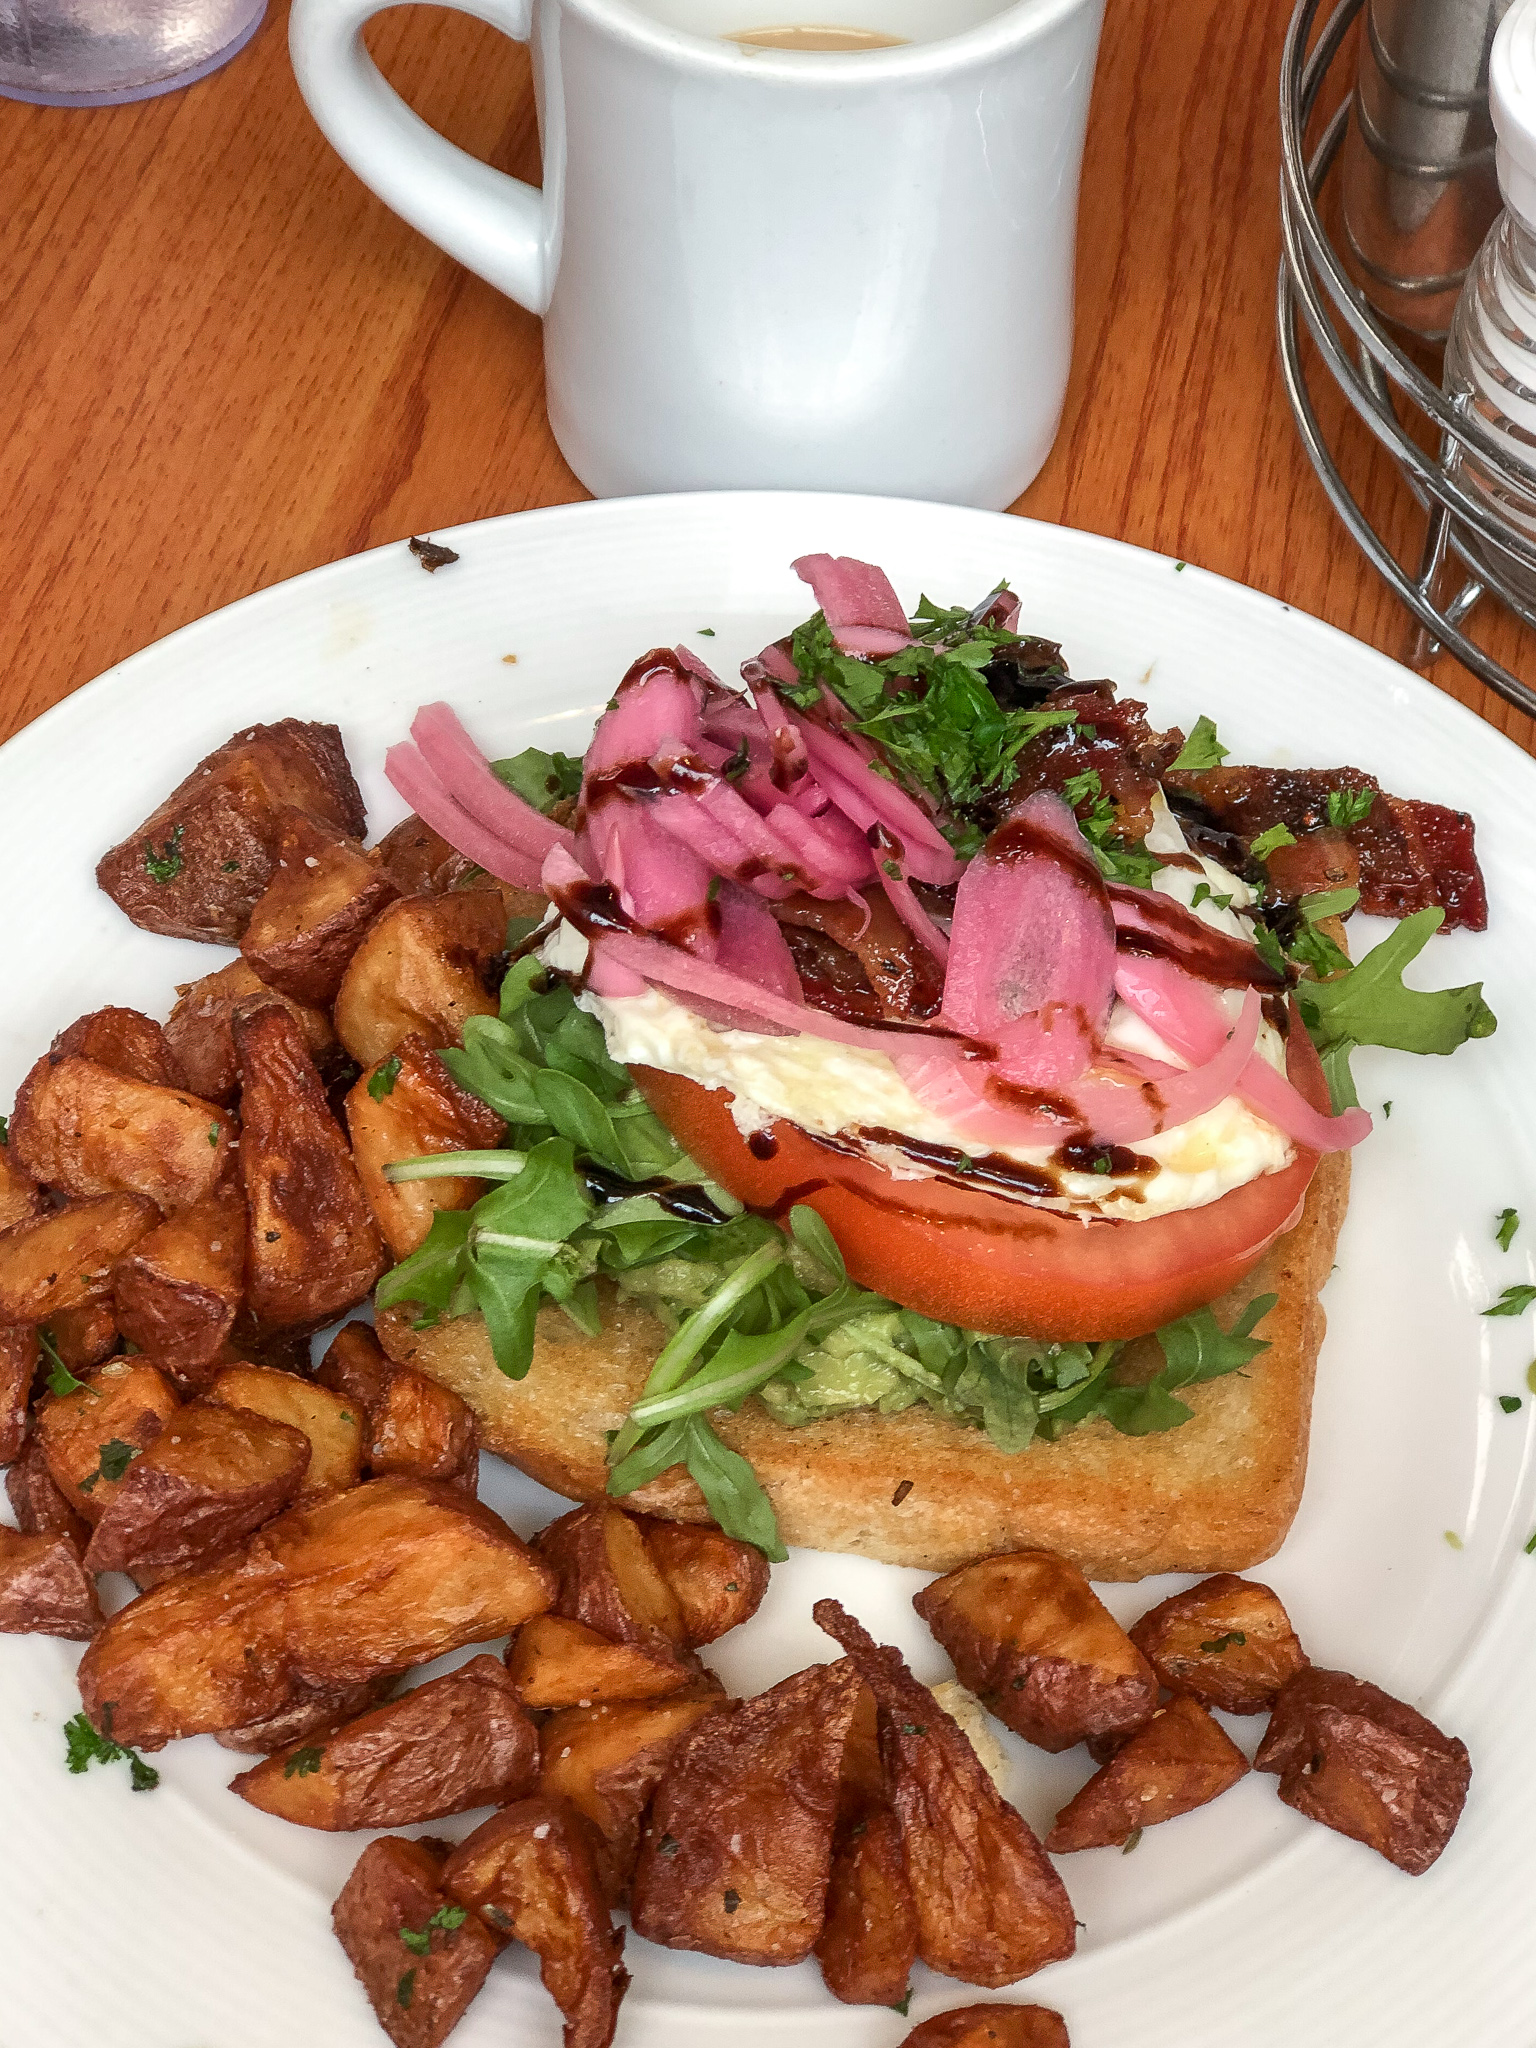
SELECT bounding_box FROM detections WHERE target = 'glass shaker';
[0,0,265,105]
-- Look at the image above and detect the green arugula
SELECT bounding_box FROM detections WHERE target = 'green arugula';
[1485,1285,1536,1319]
[63,1711,159,1791]
[491,747,583,815]
[1170,715,1229,771]
[1283,885,1360,980]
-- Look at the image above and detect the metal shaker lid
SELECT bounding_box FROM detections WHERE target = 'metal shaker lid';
[1491,0,1536,226]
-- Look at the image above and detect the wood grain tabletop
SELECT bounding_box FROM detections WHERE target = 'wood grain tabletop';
[2,0,1532,756]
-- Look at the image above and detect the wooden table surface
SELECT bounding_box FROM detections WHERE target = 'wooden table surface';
[3,0,1533,757]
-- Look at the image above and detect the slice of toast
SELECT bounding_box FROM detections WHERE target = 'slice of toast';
[375,1151,1349,1581]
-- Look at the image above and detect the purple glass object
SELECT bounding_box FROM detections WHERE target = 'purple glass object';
[0,0,266,104]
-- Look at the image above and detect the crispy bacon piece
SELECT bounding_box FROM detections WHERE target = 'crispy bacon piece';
[774,889,946,1024]
[1009,685,1182,845]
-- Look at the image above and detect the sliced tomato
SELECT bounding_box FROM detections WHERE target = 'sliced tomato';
[633,1014,1329,1341]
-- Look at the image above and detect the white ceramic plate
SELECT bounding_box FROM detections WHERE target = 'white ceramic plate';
[4,493,1535,2048]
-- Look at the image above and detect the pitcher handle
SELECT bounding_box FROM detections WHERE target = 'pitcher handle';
[288,0,551,316]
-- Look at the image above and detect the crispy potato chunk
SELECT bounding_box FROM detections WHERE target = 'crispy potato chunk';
[898,2005,1071,2048]
[46,1302,121,1374]
[214,1678,394,1755]
[0,1195,161,1327]
[816,1808,917,2007]
[507,1614,692,1710]
[1255,1668,1471,1874]
[318,1322,477,1487]
[0,1325,36,1464]
[914,1550,1157,1754]
[816,1599,1075,1988]
[35,1357,180,1520]
[207,1365,363,1504]
[77,1476,557,1748]
[1129,1572,1308,1715]
[444,1797,629,2048]
[242,810,401,1004]
[50,1007,184,1088]
[11,1055,234,1211]
[0,1143,47,1236]
[234,1002,384,1330]
[632,1514,770,1646]
[111,1182,247,1379]
[232,1655,538,1828]
[81,1399,310,1580]
[1045,1694,1249,1851]
[97,719,366,944]
[541,1503,689,1662]
[166,961,337,1107]
[346,1035,505,1259]
[6,1436,91,1546]
[333,1835,500,2048]
[0,1527,102,1640]
[317,1320,395,1409]
[371,816,479,896]
[631,1656,863,1966]
[334,891,505,1068]
[539,1687,726,1889]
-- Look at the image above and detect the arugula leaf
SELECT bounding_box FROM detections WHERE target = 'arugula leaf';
[1096,1296,1276,1435]
[491,747,583,815]
[1497,1208,1521,1253]
[1170,715,1229,771]
[1327,786,1376,829]
[1485,1285,1536,1319]
[1249,823,1297,860]
[1294,911,1496,1095]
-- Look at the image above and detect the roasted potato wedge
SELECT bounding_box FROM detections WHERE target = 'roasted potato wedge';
[165,960,337,1107]
[507,1614,693,1710]
[45,1302,121,1374]
[234,1001,384,1329]
[444,1797,629,2048]
[632,1514,771,1646]
[10,1054,234,1211]
[539,1687,726,1888]
[1256,1667,1471,1874]
[318,1322,477,1487]
[1129,1572,1308,1715]
[630,1656,863,1966]
[35,1357,180,1520]
[232,1655,538,1828]
[371,816,479,896]
[77,1476,557,1747]
[898,2005,1071,2048]
[317,1319,396,1410]
[333,1834,501,2048]
[1045,1694,1249,1851]
[97,719,366,944]
[214,1677,395,1755]
[816,1807,918,2008]
[0,1142,47,1236]
[333,891,505,1068]
[540,1503,689,1664]
[0,1194,161,1327]
[0,1526,102,1640]
[6,1435,91,1546]
[111,1181,247,1379]
[346,1034,505,1259]
[49,1006,184,1088]
[241,809,400,1004]
[207,1365,363,1503]
[914,1550,1157,1753]
[817,1599,1076,1989]
[0,1325,36,1464]
[82,1398,311,1580]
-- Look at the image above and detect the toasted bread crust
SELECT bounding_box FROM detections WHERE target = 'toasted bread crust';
[376,1154,1348,1580]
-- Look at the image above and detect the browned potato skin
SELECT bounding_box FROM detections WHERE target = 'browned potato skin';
[538,1687,726,1889]
[207,1366,363,1504]
[241,810,402,1004]
[318,1323,477,1487]
[632,1514,770,1647]
[540,1503,689,1663]
[97,720,366,944]
[215,1678,395,1754]
[11,1055,235,1212]
[333,891,506,1068]
[234,1001,384,1330]
[507,1614,693,1710]
[444,1796,630,2048]
[371,817,480,895]
[0,1143,48,1236]
[111,1181,247,1379]
[35,1358,181,1520]
[1256,1667,1471,1874]
[630,1657,863,1967]
[0,1527,103,1640]
[333,1834,501,2048]
[815,1808,917,2007]
[77,1476,558,1748]
[46,1302,122,1374]
[914,1551,1157,1753]
[6,1436,92,1547]
[81,1399,311,1579]
[898,2005,1071,2048]
[0,1194,161,1327]
[816,1599,1076,1990]
[232,1654,538,1828]
[1129,1572,1308,1715]
[0,1325,37,1464]
[165,961,337,1107]
[1045,1694,1250,1851]
[49,1007,184,1088]
[346,1035,505,1260]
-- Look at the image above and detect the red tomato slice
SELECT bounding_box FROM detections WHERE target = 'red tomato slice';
[633,1011,1328,1341]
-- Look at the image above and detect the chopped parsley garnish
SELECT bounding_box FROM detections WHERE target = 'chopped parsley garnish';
[207,1121,220,1148]
[1497,1209,1520,1253]
[1170,715,1229,771]
[63,1711,159,1791]
[142,825,185,884]
[722,1889,741,1914]
[1200,1632,1246,1653]
[1190,882,1233,912]
[1526,1531,1536,1556]
[283,1746,324,1779]
[0,1113,9,1144]
[1500,1395,1523,1414]
[697,627,716,636]
[1326,786,1376,829]
[889,1991,913,2016]
[398,1910,462,1956]
[1383,1100,1393,1118]
[491,747,583,816]
[1485,1286,1536,1319]
[1059,769,1160,886]
[39,1328,93,1399]
[396,1968,417,2008]
[78,1438,141,1493]
[368,1055,403,1102]
[1121,1827,1144,1853]
[1444,1530,1464,1550]
[1249,823,1297,860]
[1528,1361,1536,1395]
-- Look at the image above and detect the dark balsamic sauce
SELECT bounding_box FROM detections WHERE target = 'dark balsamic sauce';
[747,1131,779,1161]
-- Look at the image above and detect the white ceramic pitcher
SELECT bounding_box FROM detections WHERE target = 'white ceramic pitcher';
[288,0,1105,507]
